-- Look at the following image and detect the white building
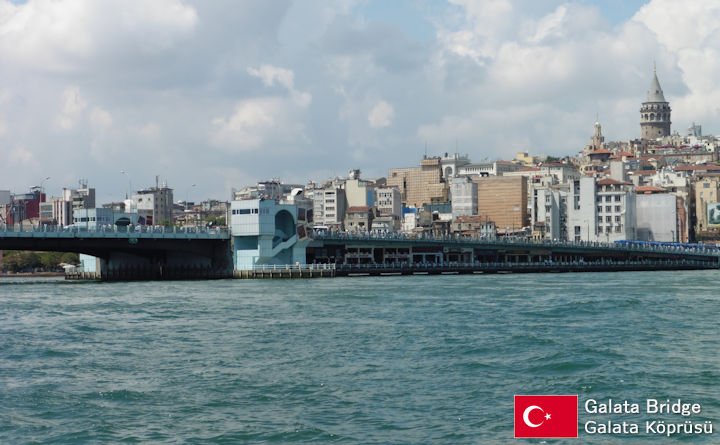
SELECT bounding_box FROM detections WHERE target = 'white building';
[132,182,173,225]
[532,184,570,241]
[72,208,137,229]
[636,192,677,242]
[312,187,346,230]
[566,177,636,242]
[457,161,524,177]
[450,176,478,219]
[374,187,401,217]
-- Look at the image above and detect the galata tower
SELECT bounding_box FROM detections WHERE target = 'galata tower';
[640,67,671,140]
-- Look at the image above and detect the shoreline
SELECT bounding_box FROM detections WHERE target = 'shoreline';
[0,272,64,278]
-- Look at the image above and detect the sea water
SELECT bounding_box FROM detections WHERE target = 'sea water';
[1,271,719,443]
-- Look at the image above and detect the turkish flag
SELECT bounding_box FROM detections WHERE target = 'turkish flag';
[514,395,578,438]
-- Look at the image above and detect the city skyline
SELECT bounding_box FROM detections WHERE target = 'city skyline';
[2,0,719,203]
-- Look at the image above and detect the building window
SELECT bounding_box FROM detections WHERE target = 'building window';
[616,225,622,233]
[605,196,611,202]
[597,216,602,223]
[606,206,611,212]
[574,226,581,235]
[615,195,621,202]
[615,216,621,222]
[615,206,621,212]
[606,216,612,222]
[545,195,551,203]
[704,183,710,188]
[598,226,603,233]
[597,206,602,213]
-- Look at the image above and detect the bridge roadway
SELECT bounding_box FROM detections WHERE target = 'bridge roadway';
[311,233,720,270]
[0,225,232,280]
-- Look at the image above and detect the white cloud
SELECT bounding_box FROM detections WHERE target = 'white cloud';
[368,100,394,128]
[138,123,161,139]
[210,95,310,153]
[0,0,198,73]
[4,0,720,200]
[8,146,34,165]
[56,85,87,130]
[247,65,295,90]
[90,107,112,129]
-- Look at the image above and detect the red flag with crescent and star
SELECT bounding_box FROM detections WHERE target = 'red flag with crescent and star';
[514,395,578,438]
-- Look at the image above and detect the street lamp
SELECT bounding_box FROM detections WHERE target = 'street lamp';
[40,176,50,199]
[186,183,196,208]
[186,183,196,226]
[120,170,132,199]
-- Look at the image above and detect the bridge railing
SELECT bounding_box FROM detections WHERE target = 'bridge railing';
[0,224,229,238]
[335,258,714,270]
[314,232,719,256]
[251,263,336,271]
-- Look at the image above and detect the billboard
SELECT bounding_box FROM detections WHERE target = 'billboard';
[708,202,720,227]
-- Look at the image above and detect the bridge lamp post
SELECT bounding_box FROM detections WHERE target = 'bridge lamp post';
[39,176,50,199]
[120,170,132,199]
[185,183,196,227]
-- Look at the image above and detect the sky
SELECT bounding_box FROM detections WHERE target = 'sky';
[2,0,720,204]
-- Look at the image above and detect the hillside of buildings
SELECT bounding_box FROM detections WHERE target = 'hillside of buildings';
[3,70,720,246]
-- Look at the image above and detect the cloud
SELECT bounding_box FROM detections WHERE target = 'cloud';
[55,85,87,130]
[8,146,34,165]
[210,95,310,153]
[90,107,112,129]
[368,100,394,128]
[247,65,295,90]
[4,0,720,201]
[0,0,198,73]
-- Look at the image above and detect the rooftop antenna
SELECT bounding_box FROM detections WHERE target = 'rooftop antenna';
[424,141,427,159]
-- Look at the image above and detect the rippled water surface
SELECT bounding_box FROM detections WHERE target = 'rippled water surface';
[1,271,719,443]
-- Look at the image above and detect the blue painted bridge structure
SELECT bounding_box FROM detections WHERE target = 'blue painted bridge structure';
[304,232,720,277]
[1,225,719,280]
[0,225,232,280]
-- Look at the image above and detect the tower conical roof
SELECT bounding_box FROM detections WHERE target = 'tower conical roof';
[646,71,666,103]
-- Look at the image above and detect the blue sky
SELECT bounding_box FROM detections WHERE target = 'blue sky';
[0,0,717,203]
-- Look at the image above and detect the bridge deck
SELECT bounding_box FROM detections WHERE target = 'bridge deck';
[0,225,230,240]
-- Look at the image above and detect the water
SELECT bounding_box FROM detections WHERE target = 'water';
[1,271,719,444]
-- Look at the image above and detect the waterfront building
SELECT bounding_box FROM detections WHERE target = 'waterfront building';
[694,175,720,235]
[232,180,304,201]
[531,183,570,241]
[41,182,96,226]
[374,187,401,218]
[387,156,448,208]
[71,208,137,229]
[1,188,45,226]
[640,68,672,140]
[636,189,677,242]
[566,177,637,242]
[132,179,173,225]
[450,176,478,219]
[451,215,496,238]
[457,160,524,177]
[345,206,374,232]
[473,176,528,233]
[343,170,374,208]
[312,186,346,230]
[440,152,471,179]
[230,198,306,269]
